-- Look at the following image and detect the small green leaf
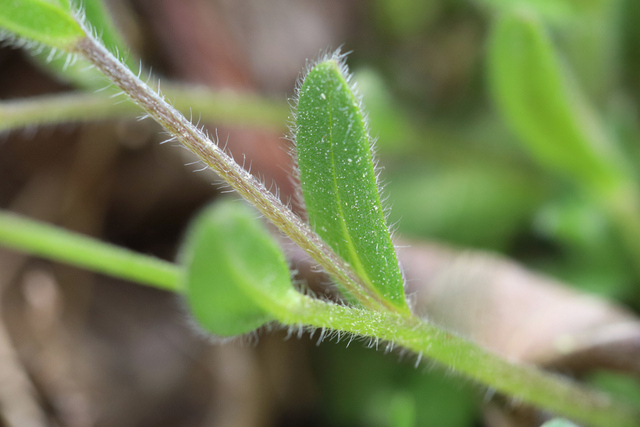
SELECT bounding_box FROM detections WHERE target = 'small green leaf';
[295,56,406,310]
[487,9,625,193]
[0,0,84,49]
[180,199,301,337]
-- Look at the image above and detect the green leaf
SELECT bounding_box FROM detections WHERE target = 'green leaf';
[180,199,302,337]
[0,0,84,49]
[386,163,547,251]
[295,56,407,310]
[487,9,625,194]
[354,69,416,154]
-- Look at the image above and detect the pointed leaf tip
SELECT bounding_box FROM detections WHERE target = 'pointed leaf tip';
[295,56,407,310]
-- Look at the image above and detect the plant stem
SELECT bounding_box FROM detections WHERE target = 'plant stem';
[0,86,288,133]
[0,211,180,292]
[61,30,640,427]
[282,297,640,427]
[1,209,637,426]
[71,34,394,313]
[167,85,288,131]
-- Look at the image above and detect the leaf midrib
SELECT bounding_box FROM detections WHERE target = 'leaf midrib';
[324,85,372,287]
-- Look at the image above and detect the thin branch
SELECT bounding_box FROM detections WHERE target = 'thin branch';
[47,27,640,427]
[0,211,180,292]
[282,297,640,427]
[1,210,639,427]
[0,85,288,133]
[72,34,393,313]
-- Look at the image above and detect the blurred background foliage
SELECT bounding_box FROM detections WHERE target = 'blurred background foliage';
[366,0,640,302]
[2,0,640,426]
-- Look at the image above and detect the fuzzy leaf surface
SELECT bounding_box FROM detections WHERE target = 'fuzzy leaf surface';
[181,199,300,337]
[0,0,84,48]
[295,58,406,309]
[488,9,625,193]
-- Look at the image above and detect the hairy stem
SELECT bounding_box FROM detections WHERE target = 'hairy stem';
[57,28,640,426]
[72,34,392,312]
[0,211,179,291]
[0,86,288,133]
[281,297,640,427]
[1,209,638,426]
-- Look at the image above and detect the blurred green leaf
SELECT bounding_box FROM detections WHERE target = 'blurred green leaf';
[556,3,619,104]
[387,164,547,250]
[488,9,626,194]
[180,199,301,337]
[354,69,417,154]
[295,56,407,310]
[0,0,84,49]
